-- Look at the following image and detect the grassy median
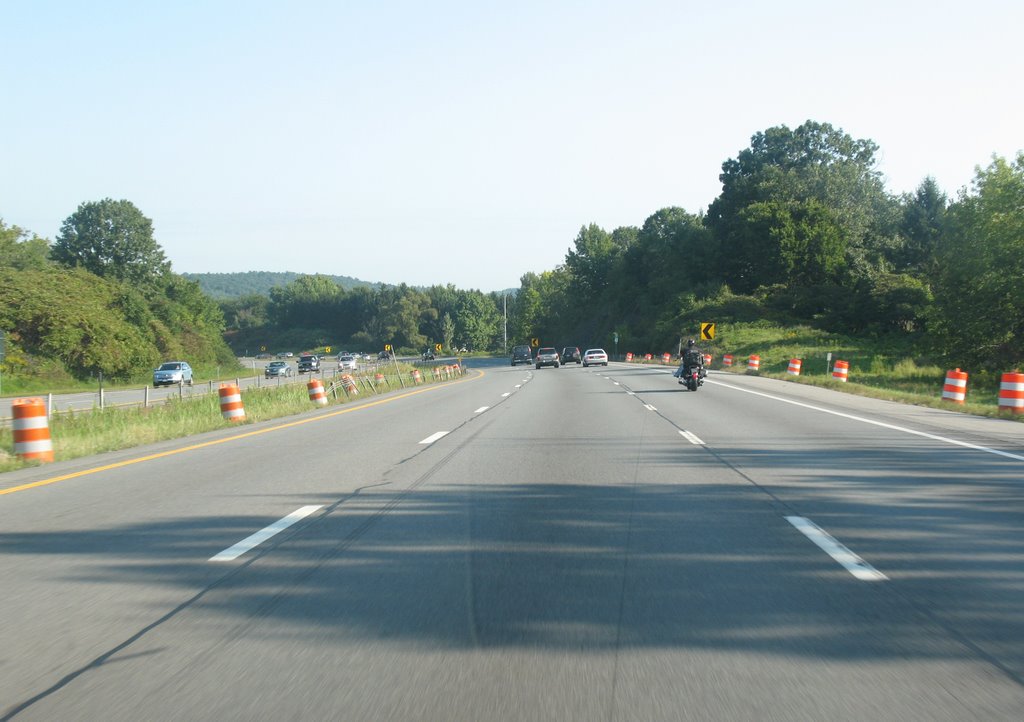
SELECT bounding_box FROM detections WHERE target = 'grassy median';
[0,367,457,474]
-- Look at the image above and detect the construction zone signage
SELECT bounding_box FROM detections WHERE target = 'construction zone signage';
[700,323,715,341]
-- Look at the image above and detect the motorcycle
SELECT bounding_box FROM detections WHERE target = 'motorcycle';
[677,364,703,391]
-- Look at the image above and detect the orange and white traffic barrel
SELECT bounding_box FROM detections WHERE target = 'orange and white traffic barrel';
[218,384,245,422]
[644,354,652,361]
[788,359,802,376]
[340,374,359,396]
[12,398,54,462]
[661,353,671,364]
[704,354,712,366]
[307,378,328,406]
[625,353,633,362]
[411,369,422,384]
[941,368,968,404]
[374,372,386,386]
[998,371,1024,413]
[832,360,849,382]
[723,354,733,367]
[748,355,761,372]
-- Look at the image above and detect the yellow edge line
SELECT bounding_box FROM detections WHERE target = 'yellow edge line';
[1,370,484,496]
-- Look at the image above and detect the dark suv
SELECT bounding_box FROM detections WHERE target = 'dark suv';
[535,347,560,369]
[511,345,532,366]
[298,354,320,373]
[561,346,581,364]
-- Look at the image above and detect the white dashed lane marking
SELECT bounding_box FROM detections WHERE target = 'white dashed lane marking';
[210,505,323,562]
[419,431,449,445]
[786,516,888,582]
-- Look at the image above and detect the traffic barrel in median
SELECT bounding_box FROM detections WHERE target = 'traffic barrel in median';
[723,354,733,367]
[374,372,386,387]
[411,369,422,384]
[661,353,671,364]
[748,355,761,372]
[644,354,652,361]
[941,369,968,404]
[307,378,328,406]
[832,360,849,382]
[340,374,358,396]
[12,398,54,462]
[788,359,802,376]
[625,352,633,362]
[218,384,245,422]
[998,371,1024,413]
[704,354,713,367]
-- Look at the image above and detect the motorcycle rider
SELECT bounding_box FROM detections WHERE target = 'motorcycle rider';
[676,338,706,385]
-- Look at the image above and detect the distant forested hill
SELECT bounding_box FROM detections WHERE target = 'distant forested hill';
[183,271,379,299]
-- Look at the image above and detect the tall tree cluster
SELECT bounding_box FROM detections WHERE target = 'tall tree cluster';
[507,122,1021,370]
[0,201,234,380]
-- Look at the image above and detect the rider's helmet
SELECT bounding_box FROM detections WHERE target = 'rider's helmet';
[686,338,696,348]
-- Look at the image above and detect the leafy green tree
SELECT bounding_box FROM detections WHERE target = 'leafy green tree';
[441,313,456,351]
[453,290,500,350]
[930,153,1024,368]
[897,177,947,275]
[268,274,345,331]
[706,121,891,293]
[220,294,270,330]
[565,224,620,307]
[51,199,170,284]
[0,219,51,270]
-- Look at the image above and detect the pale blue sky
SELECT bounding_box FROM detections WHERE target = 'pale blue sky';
[3,1,1021,291]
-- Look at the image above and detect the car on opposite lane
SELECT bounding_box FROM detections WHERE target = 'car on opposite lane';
[535,347,560,369]
[265,361,293,378]
[153,361,193,386]
[337,354,358,370]
[582,348,608,367]
[298,354,321,373]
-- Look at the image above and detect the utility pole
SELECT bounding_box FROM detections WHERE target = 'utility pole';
[503,294,508,355]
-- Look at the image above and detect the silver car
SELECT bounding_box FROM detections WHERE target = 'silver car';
[337,354,358,371]
[153,361,193,386]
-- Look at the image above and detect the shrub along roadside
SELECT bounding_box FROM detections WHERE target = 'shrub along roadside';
[0,366,458,474]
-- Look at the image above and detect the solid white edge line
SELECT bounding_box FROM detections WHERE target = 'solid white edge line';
[474,406,489,414]
[419,431,449,445]
[709,379,1024,462]
[210,505,323,562]
[786,516,888,581]
[678,430,705,445]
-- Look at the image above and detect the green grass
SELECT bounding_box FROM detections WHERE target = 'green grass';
[633,321,1023,421]
[0,361,249,397]
[0,364,459,474]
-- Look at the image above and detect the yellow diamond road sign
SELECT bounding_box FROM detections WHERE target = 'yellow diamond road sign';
[531,338,540,347]
[700,323,715,341]
[435,343,443,352]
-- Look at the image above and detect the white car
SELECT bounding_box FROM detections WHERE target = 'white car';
[582,348,608,367]
[337,354,358,370]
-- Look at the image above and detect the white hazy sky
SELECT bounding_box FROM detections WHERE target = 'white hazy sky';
[3,1,1022,292]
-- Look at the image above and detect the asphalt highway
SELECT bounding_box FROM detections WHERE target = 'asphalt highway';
[1,359,1023,720]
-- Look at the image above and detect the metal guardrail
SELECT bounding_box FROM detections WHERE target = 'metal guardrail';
[0,360,442,428]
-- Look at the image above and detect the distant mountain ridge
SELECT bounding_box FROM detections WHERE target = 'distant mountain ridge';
[183,271,380,299]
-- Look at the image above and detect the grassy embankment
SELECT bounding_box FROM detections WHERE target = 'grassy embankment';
[0,361,247,397]
[0,363,457,474]
[636,321,1021,419]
